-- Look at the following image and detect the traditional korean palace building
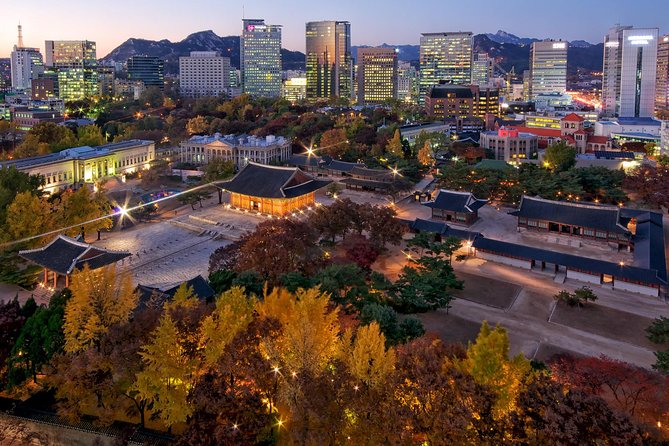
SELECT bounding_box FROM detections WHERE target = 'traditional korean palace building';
[289,154,365,177]
[407,197,667,297]
[510,196,632,249]
[0,140,155,194]
[136,275,215,310]
[19,235,130,288]
[219,162,331,216]
[422,189,487,226]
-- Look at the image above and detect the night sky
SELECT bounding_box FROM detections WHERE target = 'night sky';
[2,0,668,58]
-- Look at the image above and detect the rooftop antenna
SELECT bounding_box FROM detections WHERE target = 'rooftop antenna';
[17,23,24,48]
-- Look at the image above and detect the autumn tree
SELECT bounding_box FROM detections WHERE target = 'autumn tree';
[417,140,433,166]
[550,354,669,424]
[511,374,645,445]
[385,129,404,158]
[47,307,161,427]
[56,187,113,239]
[367,205,405,249]
[64,265,138,353]
[344,322,395,388]
[0,167,44,229]
[203,158,235,182]
[0,298,27,386]
[199,287,256,367]
[234,219,323,282]
[458,321,532,418]
[76,125,105,147]
[186,116,209,135]
[342,234,379,270]
[319,128,349,158]
[4,191,55,247]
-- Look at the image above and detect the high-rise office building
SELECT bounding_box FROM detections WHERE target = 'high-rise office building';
[655,35,669,118]
[529,40,568,99]
[97,66,115,97]
[44,40,98,100]
[357,47,397,105]
[127,56,164,90]
[419,32,473,103]
[10,25,44,91]
[179,51,231,98]
[241,19,282,97]
[397,62,419,104]
[602,25,659,118]
[305,21,352,100]
[472,53,493,86]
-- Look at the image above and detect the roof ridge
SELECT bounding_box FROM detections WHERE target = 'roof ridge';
[246,161,299,171]
[523,195,618,211]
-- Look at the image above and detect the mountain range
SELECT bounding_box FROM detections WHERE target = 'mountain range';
[101,30,604,75]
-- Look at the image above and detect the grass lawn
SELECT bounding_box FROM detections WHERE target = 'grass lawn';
[550,300,659,350]
[452,271,522,310]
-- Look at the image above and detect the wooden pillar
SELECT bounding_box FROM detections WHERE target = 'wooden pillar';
[53,272,57,288]
[44,268,47,285]
[65,275,69,288]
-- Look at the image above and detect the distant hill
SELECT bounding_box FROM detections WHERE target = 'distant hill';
[103,30,603,76]
[101,30,305,73]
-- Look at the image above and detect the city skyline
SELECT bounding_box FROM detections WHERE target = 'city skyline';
[2,0,669,59]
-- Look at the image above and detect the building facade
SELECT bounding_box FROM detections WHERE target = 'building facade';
[471,53,493,86]
[0,140,155,194]
[282,77,307,102]
[179,134,291,168]
[397,61,419,104]
[44,40,98,100]
[425,83,499,119]
[529,40,568,99]
[422,189,487,225]
[127,56,164,90]
[223,163,330,216]
[305,21,352,100]
[241,19,282,97]
[479,127,539,161]
[602,26,659,118]
[179,51,231,98]
[419,32,473,104]
[356,47,398,105]
[656,35,669,118]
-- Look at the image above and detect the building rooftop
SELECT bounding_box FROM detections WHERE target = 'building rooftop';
[510,196,630,235]
[423,189,487,214]
[220,162,331,199]
[428,84,474,99]
[185,133,288,147]
[0,140,153,171]
[615,117,661,126]
[19,235,131,275]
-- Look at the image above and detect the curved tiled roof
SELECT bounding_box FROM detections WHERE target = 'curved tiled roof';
[19,235,130,275]
[222,162,331,199]
[423,190,488,213]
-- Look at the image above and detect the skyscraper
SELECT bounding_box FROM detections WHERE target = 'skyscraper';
[471,53,493,87]
[44,40,98,100]
[357,47,397,105]
[305,21,352,100]
[655,35,669,118]
[419,32,473,103]
[10,25,44,91]
[241,19,282,97]
[529,40,568,99]
[127,56,165,90]
[180,51,231,98]
[602,25,659,118]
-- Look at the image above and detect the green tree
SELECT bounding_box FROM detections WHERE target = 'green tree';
[553,286,598,307]
[203,158,235,182]
[392,236,463,313]
[8,290,70,386]
[139,86,164,108]
[76,125,105,147]
[544,141,576,172]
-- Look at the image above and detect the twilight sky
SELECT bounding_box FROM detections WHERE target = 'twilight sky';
[2,0,668,58]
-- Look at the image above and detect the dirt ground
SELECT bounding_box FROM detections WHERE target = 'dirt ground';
[452,271,522,309]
